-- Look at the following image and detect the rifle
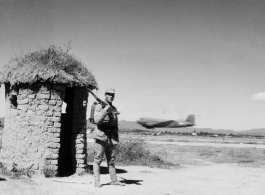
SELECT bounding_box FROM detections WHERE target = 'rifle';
[88,89,121,116]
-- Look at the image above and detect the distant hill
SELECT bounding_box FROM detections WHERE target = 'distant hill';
[238,129,265,135]
[86,120,145,130]
[119,120,147,130]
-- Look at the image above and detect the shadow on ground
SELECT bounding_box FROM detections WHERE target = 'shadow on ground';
[0,178,6,181]
[119,177,143,185]
[102,177,143,186]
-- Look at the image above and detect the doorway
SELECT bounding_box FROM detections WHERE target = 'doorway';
[58,87,75,176]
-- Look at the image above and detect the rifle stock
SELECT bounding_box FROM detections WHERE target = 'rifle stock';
[88,89,120,116]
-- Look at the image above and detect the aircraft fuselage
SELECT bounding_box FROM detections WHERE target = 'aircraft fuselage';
[136,115,195,129]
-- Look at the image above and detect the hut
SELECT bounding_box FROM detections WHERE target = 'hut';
[0,46,98,176]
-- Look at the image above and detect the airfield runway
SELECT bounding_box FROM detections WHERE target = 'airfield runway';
[145,141,265,148]
[87,138,265,148]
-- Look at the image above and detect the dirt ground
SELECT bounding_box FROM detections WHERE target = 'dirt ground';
[1,160,265,195]
[1,136,265,195]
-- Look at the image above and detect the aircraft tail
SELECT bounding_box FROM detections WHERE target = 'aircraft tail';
[186,115,195,125]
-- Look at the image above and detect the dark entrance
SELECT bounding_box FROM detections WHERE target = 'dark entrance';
[58,88,75,176]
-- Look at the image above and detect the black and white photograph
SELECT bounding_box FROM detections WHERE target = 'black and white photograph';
[1,0,265,194]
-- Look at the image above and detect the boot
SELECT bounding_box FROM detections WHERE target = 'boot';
[93,163,102,188]
[109,164,125,186]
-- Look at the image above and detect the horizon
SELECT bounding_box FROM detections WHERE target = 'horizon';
[0,115,264,131]
[1,0,265,131]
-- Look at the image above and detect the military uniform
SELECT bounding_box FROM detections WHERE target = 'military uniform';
[92,89,124,187]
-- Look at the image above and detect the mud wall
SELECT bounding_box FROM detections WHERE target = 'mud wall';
[0,83,65,171]
[0,83,88,174]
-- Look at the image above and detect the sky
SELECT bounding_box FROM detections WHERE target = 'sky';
[1,0,265,130]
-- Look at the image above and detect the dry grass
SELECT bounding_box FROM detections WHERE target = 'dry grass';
[115,138,175,168]
[0,163,34,180]
[148,144,265,167]
[196,146,265,164]
[87,138,176,169]
[0,45,98,88]
[87,137,265,169]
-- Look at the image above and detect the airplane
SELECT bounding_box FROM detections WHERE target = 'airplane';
[136,115,195,129]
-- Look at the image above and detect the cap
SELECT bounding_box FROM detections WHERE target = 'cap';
[105,88,115,94]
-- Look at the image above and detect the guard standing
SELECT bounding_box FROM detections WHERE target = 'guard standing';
[92,88,125,188]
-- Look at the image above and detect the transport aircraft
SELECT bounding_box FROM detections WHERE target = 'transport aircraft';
[136,115,195,129]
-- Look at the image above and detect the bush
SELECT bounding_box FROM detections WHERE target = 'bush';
[42,160,58,178]
[43,166,57,178]
[0,163,33,180]
[115,138,173,168]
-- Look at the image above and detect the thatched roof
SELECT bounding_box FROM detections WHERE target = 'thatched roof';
[0,45,98,89]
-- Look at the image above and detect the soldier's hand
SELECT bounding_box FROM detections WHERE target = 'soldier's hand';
[104,105,111,112]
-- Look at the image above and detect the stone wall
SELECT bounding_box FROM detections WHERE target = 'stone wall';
[0,83,89,174]
[0,83,59,171]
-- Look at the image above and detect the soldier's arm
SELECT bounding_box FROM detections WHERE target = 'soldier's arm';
[111,118,120,144]
[113,115,119,133]
[94,104,110,125]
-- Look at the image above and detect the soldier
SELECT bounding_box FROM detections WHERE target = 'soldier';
[92,88,125,188]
